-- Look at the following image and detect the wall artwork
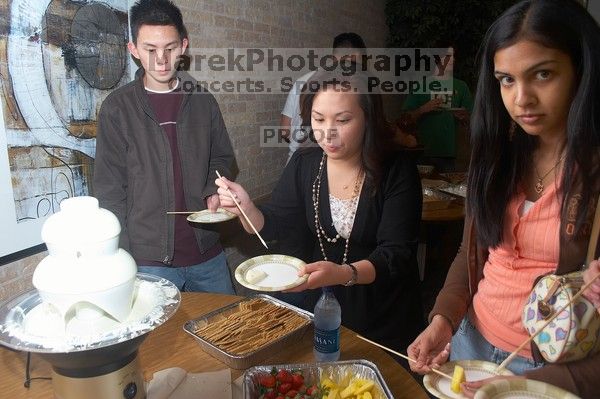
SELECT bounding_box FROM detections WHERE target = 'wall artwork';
[0,0,130,258]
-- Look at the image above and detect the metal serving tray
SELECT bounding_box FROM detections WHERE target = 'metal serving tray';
[243,359,394,399]
[183,294,313,369]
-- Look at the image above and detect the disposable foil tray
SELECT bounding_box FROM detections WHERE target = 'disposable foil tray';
[183,294,312,369]
[243,359,394,399]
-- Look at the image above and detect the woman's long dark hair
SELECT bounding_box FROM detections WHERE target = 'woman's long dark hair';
[469,0,600,248]
[299,67,399,193]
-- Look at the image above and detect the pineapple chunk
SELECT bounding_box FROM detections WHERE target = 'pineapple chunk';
[355,380,375,394]
[327,388,340,399]
[321,377,337,390]
[340,381,360,398]
[362,392,372,399]
[450,365,466,394]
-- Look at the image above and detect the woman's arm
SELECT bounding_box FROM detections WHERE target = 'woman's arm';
[408,216,474,375]
[366,155,422,281]
[428,217,474,331]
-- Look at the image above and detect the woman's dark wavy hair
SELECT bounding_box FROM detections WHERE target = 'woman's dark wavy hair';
[298,67,399,194]
[469,0,600,248]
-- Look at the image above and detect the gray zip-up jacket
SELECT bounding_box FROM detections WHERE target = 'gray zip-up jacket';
[93,69,235,264]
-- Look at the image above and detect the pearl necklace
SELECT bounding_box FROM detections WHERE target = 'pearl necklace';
[312,153,363,264]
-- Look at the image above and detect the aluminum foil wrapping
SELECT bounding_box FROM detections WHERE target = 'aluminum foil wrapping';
[243,359,394,399]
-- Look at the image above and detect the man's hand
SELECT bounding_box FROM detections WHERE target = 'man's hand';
[206,193,220,212]
[419,97,444,115]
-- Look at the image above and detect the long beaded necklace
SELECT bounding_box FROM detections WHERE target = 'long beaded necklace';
[312,153,363,264]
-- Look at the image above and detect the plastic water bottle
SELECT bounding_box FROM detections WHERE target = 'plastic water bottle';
[313,286,341,362]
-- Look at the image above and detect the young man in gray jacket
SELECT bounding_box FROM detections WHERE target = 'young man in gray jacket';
[93,0,235,293]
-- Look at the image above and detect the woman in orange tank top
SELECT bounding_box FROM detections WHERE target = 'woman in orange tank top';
[408,0,600,397]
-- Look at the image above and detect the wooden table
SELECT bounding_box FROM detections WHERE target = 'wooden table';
[419,193,465,282]
[422,201,465,222]
[0,292,428,398]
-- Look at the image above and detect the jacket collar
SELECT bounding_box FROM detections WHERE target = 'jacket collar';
[132,67,197,121]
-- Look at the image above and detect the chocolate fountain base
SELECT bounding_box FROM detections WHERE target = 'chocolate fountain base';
[52,355,144,399]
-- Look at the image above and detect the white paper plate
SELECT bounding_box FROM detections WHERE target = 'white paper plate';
[474,379,580,399]
[439,184,467,198]
[235,255,307,291]
[187,208,237,224]
[424,360,514,399]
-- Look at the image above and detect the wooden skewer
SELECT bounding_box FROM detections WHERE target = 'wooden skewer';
[497,193,600,373]
[215,170,268,250]
[585,196,600,267]
[355,334,453,380]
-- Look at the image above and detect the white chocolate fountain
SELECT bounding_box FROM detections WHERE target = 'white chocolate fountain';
[0,196,180,399]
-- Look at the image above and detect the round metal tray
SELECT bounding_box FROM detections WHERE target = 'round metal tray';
[0,273,180,353]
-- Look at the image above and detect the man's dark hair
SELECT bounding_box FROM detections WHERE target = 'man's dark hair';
[332,32,366,53]
[130,0,188,44]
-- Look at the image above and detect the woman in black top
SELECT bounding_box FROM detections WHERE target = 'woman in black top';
[216,68,424,354]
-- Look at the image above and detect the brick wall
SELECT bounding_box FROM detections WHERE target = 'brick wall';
[0,0,387,302]
[178,0,388,198]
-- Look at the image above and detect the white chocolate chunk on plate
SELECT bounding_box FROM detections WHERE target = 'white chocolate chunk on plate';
[246,268,268,285]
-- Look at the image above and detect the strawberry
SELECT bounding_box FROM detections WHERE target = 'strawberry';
[259,374,276,388]
[285,390,298,398]
[263,389,277,399]
[276,369,293,384]
[278,382,292,394]
[306,385,318,395]
[291,373,304,389]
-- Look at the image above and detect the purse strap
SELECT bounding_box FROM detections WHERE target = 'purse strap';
[585,193,600,267]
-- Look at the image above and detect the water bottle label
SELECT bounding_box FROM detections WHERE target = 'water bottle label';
[314,327,340,353]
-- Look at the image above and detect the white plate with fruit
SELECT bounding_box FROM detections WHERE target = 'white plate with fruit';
[423,360,514,399]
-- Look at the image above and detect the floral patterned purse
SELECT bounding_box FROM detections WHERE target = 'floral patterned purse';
[522,271,600,363]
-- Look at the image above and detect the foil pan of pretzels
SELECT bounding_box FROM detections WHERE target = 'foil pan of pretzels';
[183,294,312,369]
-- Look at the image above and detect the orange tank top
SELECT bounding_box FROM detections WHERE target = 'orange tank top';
[471,182,561,358]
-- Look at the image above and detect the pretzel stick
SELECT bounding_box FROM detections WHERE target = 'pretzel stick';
[496,272,600,372]
[194,299,309,355]
[215,170,268,249]
[355,334,453,380]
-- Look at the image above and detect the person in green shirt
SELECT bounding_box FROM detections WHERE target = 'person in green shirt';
[402,46,473,172]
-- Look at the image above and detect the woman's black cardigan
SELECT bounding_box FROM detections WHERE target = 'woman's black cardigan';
[259,148,424,351]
